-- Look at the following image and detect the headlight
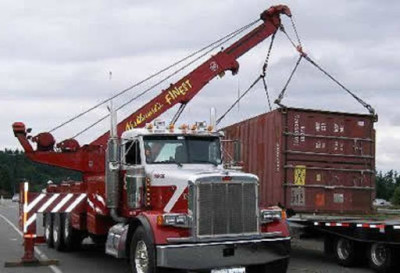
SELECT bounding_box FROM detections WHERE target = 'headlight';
[260,209,283,223]
[157,213,191,228]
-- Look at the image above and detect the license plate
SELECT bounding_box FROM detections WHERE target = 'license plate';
[211,267,245,273]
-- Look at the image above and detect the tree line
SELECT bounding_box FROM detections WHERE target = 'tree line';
[376,170,400,205]
[0,149,81,197]
[0,149,399,205]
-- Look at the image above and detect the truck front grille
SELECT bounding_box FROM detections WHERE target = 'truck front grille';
[196,182,258,237]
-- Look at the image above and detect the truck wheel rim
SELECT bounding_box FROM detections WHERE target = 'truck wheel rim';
[135,240,149,273]
[45,224,50,240]
[53,226,58,243]
[371,243,387,266]
[337,239,351,260]
[64,216,69,239]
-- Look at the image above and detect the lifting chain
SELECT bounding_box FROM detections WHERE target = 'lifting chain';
[260,32,276,111]
[216,76,263,125]
[274,55,303,107]
[216,32,278,125]
[279,18,376,118]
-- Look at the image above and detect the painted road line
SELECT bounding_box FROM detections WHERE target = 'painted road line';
[0,213,63,273]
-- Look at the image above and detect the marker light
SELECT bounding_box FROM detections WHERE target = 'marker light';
[196,121,207,131]
[154,120,166,129]
[222,176,232,181]
[179,124,188,130]
[260,209,283,224]
[157,213,191,228]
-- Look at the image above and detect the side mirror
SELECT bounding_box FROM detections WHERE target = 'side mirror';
[109,161,120,171]
[233,140,241,163]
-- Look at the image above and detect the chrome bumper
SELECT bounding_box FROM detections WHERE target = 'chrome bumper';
[156,237,291,270]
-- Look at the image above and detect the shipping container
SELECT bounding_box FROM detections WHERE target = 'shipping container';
[223,107,376,214]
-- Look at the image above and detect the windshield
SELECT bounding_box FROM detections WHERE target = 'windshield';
[143,135,221,165]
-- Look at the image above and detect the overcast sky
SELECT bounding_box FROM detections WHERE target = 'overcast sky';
[1,0,399,171]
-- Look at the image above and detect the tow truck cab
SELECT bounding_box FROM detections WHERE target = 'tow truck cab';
[105,121,291,272]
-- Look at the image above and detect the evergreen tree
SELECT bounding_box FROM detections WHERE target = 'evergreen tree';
[392,186,400,205]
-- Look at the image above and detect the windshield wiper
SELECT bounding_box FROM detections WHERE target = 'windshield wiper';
[172,160,183,167]
[157,159,183,167]
[191,159,218,166]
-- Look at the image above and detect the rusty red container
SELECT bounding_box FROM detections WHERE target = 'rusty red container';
[222,107,376,214]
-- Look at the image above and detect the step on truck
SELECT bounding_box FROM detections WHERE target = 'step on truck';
[12,5,293,273]
[223,107,400,272]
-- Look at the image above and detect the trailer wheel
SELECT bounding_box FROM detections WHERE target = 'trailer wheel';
[129,226,156,273]
[62,213,82,251]
[368,243,394,273]
[334,237,357,267]
[53,213,65,251]
[44,213,54,248]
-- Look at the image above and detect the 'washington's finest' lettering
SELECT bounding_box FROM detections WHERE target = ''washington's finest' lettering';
[125,103,164,131]
[125,79,192,131]
[165,79,192,105]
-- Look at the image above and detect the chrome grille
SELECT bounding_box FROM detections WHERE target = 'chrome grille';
[197,182,258,237]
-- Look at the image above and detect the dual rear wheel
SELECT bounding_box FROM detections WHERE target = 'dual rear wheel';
[44,213,83,251]
[331,237,398,272]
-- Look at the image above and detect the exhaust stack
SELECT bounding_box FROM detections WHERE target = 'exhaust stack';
[210,107,216,129]
[105,101,125,222]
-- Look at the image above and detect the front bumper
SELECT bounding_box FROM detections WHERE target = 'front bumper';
[156,237,291,270]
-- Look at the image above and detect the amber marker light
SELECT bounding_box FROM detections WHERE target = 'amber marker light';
[156,215,163,226]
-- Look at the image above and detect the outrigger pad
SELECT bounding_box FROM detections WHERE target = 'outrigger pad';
[4,259,59,268]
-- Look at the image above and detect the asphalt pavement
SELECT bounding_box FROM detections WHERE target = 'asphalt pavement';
[0,199,372,273]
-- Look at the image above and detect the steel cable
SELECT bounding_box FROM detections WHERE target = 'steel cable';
[216,76,263,126]
[71,19,261,138]
[50,19,260,134]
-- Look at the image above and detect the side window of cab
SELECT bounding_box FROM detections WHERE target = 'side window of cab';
[125,140,141,165]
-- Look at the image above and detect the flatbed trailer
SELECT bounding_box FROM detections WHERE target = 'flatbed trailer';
[288,213,400,272]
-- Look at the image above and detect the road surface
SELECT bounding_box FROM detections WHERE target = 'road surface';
[0,199,372,273]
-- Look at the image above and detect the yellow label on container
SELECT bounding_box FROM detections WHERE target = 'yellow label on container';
[294,165,306,185]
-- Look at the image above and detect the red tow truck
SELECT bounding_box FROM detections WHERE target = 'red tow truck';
[12,5,292,273]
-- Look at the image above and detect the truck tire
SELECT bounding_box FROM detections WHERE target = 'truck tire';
[334,237,357,267]
[53,213,65,251]
[368,243,394,273]
[129,226,156,273]
[44,213,54,248]
[247,258,289,273]
[62,213,82,251]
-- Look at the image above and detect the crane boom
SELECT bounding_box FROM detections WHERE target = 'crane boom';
[12,5,291,173]
[92,5,291,146]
